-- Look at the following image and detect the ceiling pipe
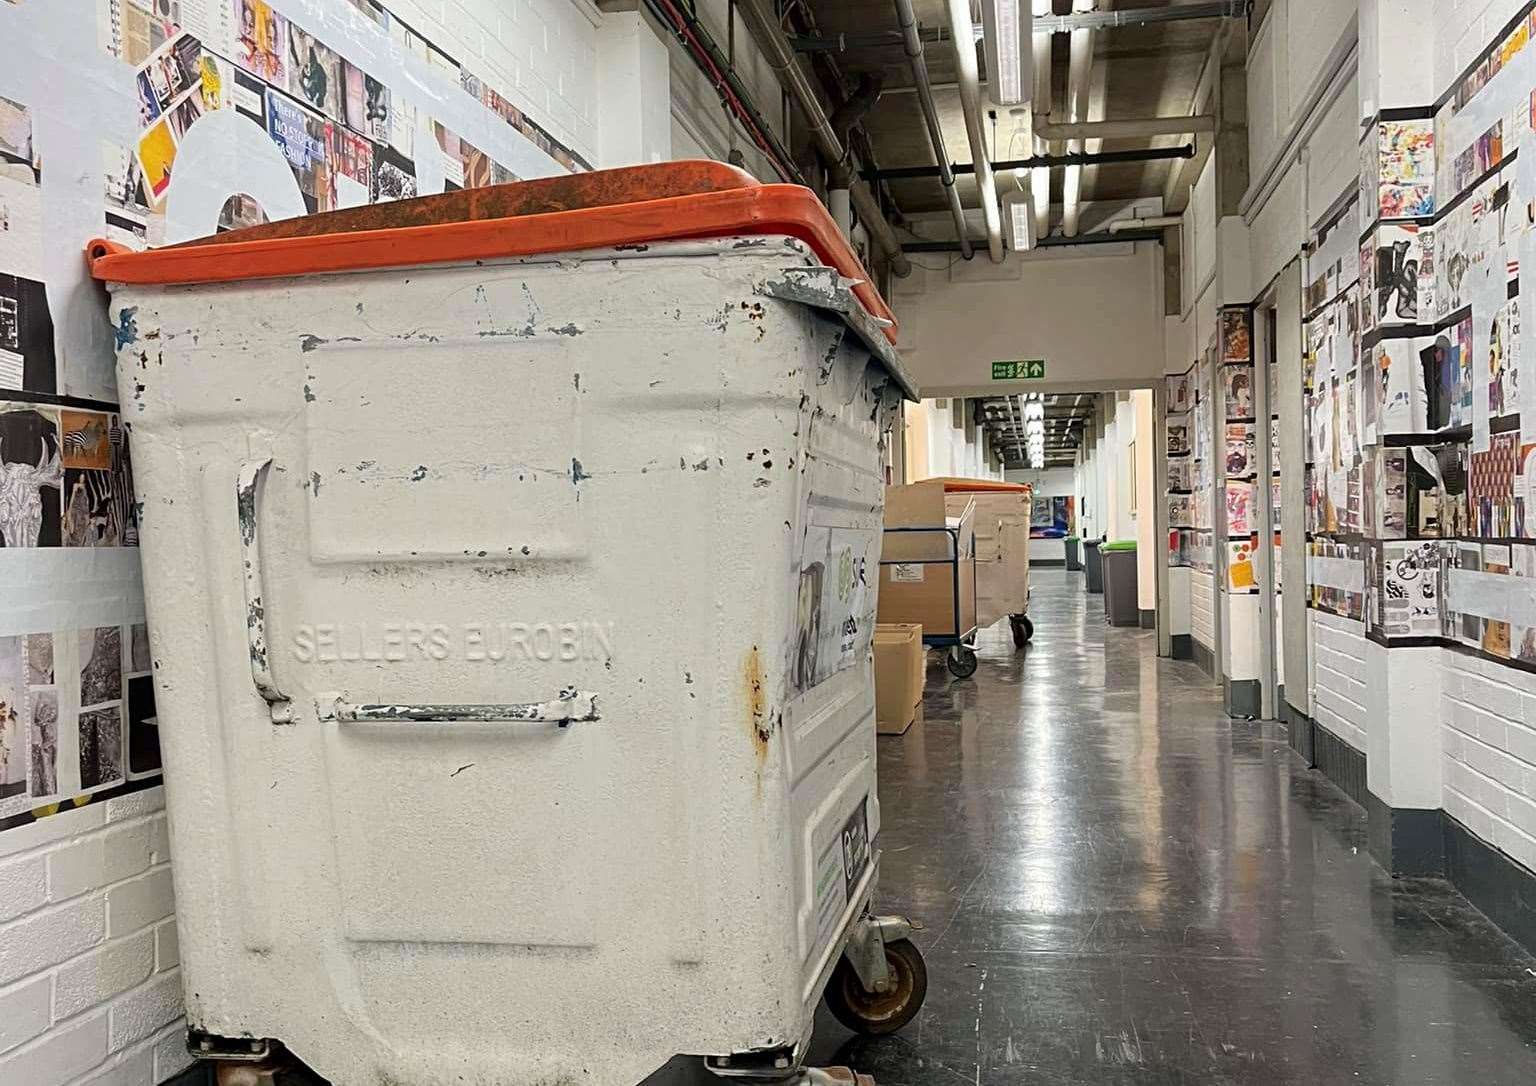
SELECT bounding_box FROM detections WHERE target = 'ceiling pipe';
[944,0,1004,262]
[1108,214,1180,233]
[1030,2,1053,233]
[903,227,1164,251]
[864,144,1193,181]
[893,0,973,260]
[1035,113,1217,141]
[733,0,912,277]
[789,2,1243,52]
[825,73,884,239]
[1060,0,1096,238]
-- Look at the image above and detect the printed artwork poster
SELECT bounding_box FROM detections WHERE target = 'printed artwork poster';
[373,144,417,203]
[0,403,61,547]
[286,23,345,121]
[266,88,332,211]
[0,636,26,811]
[1221,310,1251,362]
[1167,423,1190,456]
[342,61,391,141]
[235,0,289,85]
[1167,371,1192,413]
[1469,430,1520,537]
[1483,545,1513,660]
[791,524,875,695]
[0,274,57,394]
[1225,481,1252,536]
[1227,538,1256,592]
[1513,545,1536,663]
[1225,422,1254,478]
[1379,119,1435,218]
[135,119,176,203]
[1222,365,1254,421]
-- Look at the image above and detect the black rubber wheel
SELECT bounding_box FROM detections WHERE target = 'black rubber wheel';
[946,646,977,678]
[823,938,929,1036]
[1009,615,1034,648]
[1022,616,1034,642]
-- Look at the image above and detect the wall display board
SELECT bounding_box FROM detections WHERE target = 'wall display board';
[1219,307,1259,594]
[1166,367,1199,567]
[1310,3,1536,663]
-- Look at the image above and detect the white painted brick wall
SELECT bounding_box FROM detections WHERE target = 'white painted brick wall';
[1311,609,1368,752]
[0,789,191,1086]
[1435,0,1530,91]
[388,0,601,166]
[1440,652,1536,873]
[1191,569,1215,648]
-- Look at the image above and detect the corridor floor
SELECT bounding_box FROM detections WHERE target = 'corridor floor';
[806,568,1536,1085]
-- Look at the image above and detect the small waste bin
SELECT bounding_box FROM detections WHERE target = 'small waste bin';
[89,163,931,1086]
[1065,535,1082,571]
[1084,537,1105,593]
[1101,540,1140,626]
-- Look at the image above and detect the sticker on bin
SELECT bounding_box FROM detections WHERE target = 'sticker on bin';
[891,563,925,583]
[813,795,873,953]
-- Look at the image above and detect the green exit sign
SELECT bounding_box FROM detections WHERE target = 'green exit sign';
[992,359,1046,380]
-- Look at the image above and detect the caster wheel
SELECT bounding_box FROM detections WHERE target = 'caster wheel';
[1009,615,1034,647]
[946,646,977,678]
[823,938,929,1036]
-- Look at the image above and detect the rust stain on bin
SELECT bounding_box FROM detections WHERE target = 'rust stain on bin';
[745,646,770,762]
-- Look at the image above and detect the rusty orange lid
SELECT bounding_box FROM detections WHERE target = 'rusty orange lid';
[86,160,897,343]
[932,477,1032,494]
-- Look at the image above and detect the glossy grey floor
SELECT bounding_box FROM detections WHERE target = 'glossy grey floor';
[798,569,1536,1085]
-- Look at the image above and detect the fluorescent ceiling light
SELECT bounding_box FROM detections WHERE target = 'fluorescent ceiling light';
[981,1,1033,107]
[1004,191,1035,252]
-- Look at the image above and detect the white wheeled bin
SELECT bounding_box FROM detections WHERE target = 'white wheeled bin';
[87,162,925,1086]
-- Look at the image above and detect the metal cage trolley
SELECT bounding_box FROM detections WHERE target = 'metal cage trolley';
[880,525,981,678]
[88,162,930,1086]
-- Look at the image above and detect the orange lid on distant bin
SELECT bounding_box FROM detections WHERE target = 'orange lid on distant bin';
[86,160,898,343]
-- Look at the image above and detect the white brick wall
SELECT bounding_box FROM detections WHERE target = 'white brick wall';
[1311,609,1369,752]
[388,0,601,166]
[1435,0,1530,93]
[1440,652,1536,873]
[1191,569,1215,649]
[0,788,191,1086]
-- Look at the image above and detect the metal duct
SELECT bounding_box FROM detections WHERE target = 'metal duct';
[944,0,1004,261]
[734,0,912,276]
[893,0,972,259]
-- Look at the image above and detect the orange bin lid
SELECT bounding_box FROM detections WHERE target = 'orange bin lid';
[931,477,1032,494]
[86,160,898,344]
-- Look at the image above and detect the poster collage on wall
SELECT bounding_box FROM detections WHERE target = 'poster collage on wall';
[100,0,591,255]
[1,0,592,832]
[1303,2,1536,660]
[1220,308,1261,594]
[1166,355,1213,572]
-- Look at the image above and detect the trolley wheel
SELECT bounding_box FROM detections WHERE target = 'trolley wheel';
[945,646,978,678]
[1009,614,1034,647]
[824,938,929,1036]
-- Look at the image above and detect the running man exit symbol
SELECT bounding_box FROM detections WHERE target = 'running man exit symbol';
[992,359,1046,380]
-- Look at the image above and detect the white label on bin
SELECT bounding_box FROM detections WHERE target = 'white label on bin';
[891,563,925,583]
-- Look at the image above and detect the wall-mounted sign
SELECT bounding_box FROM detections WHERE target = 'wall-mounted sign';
[992,359,1046,380]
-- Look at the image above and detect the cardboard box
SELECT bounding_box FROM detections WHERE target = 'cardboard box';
[878,481,977,637]
[873,623,925,735]
[943,487,1032,630]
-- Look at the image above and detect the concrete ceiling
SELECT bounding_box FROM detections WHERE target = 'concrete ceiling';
[797,1,1227,236]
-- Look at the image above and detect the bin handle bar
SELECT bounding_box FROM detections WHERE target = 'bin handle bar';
[324,687,600,726]
[238,457,292,724]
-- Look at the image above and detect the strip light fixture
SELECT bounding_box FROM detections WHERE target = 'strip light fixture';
[981,0,1034,106]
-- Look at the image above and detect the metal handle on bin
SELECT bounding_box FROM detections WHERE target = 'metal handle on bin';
[322,687,600,726]
[237,457,292,724]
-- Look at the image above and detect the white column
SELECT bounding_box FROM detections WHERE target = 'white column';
[596,8,672,169]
